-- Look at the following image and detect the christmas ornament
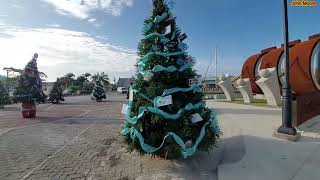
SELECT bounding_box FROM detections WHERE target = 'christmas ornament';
[186,55,196,66]
[164,25,171,35]
[143,71,154,81]
[155,95,172,107]
[191,113,203,123]
[185,140,193,148]
[189,78,201,86]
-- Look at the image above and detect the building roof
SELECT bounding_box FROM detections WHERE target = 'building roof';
[117,78,133,88]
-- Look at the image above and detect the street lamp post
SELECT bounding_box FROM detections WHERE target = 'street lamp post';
[277,0,297,135]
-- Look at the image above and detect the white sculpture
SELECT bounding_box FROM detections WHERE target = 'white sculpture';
[255,68,281,106]
[236,78,254,103]
[218,75,235,101]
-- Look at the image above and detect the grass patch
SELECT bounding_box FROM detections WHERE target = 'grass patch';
[225,99,279,108]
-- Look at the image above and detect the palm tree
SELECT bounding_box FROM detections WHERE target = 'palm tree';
[83,73,91,81]
[92,72,109,86]
[61,73,75,88]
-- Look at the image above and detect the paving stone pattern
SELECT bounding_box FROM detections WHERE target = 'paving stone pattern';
[0,95,177,180]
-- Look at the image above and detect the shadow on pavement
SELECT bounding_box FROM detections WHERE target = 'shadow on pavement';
[218,135,320,180]
[165,136,246,180]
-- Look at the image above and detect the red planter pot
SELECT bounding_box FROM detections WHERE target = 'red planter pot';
[21,102,36,118]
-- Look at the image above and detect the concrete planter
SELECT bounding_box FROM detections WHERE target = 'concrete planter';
[21,102,36,118]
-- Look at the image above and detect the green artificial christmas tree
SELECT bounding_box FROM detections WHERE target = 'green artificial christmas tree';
[13,53,47,117]
[91,73,108,102]
[48,79,65,104]
[122,0,220,159]
[0,81,11,108]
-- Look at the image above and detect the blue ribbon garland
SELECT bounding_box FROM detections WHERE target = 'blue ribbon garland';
[131,85,201,108]
[143,32,170,44]
[162,85,201,96]
[143,12,169,33]
[138,51,185,69]
[122,112,219,158]
[139,63,191,77]
[125,100,205,125]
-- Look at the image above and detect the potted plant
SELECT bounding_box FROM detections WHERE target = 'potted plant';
[13,53,47,118]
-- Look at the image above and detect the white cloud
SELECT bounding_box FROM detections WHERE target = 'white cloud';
[0,24,137,81]
[47,23,61,28]
[9,3,24,9]
[42,0,134,19]
[88,18,96,23]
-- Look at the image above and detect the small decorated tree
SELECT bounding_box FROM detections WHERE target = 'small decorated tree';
[121,0,220,159]
[91,73,109,102]
[13,53,47,118]
[0,81,11,108]
[48,79,65,104]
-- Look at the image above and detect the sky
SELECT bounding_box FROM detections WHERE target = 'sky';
[0,0,319,82]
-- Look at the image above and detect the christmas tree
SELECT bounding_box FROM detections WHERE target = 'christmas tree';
[13,53,47,103]
[91,73,108,102]
[0,81,11,107]
[48,79,65,104]
[122,0,220,159]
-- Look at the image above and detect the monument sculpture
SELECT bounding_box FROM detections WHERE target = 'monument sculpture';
[255,68,282,106]
[236,78,254,103]
[217,74,235,101]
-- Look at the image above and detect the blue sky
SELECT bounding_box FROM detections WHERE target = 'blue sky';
[0,0,319,81]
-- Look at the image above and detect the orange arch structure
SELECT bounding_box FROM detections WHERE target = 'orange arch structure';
[241,34,320,95]
[241,47,276,94]
[289,35,320,95]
